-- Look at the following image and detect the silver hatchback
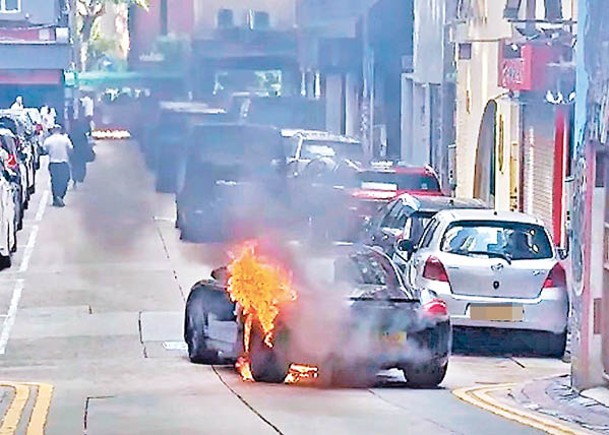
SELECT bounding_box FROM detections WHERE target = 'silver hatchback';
[397,209,569,357]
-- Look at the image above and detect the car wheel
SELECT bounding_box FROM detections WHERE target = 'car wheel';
[402,361,448,388]
[535,331,567,358]
[184,287,221,365]
[249,323,290,383]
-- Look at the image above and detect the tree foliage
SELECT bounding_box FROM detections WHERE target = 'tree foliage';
[77,0,149,70]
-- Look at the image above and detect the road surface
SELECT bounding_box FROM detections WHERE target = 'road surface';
[0,140,568,434]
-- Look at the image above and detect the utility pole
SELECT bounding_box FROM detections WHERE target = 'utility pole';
[361,3,375,161]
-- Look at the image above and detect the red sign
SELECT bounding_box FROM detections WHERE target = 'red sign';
[0,27,55,42]
[500,58,526,89]
[0,70,62,85]
[498,43,558,91]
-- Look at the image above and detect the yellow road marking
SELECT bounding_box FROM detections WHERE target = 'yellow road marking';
[0,383,30,435]
[25,383,54,435]
[0,382,54,435]
[453,383,593,435]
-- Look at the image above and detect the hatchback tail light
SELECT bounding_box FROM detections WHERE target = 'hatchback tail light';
[422,298,448,317]
[423,256,449,282]
[543,264,567,288]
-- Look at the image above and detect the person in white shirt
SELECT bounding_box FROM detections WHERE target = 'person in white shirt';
[10,96,23,110]
[80,94,94,133]
[43,125,73,207]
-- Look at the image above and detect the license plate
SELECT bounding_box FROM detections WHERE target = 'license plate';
[380,331,407,347]
[470,304,524,322]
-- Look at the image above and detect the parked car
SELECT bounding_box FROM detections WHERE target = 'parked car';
[282,129,364,176]
[361,193,488,258]
[184,245,451,387]
[0,153,17,269]
[0,110,38,198]
[175,124,288,242]
[152,102,228,193]
[0,128,26,229]
[296,159,444,242]
[397,209,569,357]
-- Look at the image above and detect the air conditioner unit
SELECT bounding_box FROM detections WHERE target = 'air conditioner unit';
[217,9,234,29]
[246,10,270,30]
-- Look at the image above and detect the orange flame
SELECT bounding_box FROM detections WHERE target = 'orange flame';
[284,364,319,384]
[227,242,297,381]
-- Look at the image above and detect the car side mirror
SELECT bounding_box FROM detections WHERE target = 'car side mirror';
[211,266,228,283]
[396,239,415,256]
[557,248,568,261]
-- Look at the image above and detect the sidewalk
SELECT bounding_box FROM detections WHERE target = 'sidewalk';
[457,375,609,434]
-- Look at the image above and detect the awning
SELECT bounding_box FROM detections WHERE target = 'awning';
[75,70,183,89]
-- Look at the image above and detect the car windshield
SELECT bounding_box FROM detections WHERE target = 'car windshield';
[301,140,363,161]
[358,171,441,191]
[404,212,435,245]
[441,220,554,260]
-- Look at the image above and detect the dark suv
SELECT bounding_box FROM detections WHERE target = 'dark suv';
[175,124,288,242]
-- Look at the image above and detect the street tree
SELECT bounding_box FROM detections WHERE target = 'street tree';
[77,0,149,70]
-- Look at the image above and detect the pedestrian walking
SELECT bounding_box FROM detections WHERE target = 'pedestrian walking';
[80,93,94,134]
[69,118,92,189]
[43,125,73,207]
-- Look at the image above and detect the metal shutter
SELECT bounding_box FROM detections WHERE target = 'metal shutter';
[522,102,555,235]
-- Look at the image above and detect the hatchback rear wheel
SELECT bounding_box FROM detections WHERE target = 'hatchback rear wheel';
[402,360,448,388]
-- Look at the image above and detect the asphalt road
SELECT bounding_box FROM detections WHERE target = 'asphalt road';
[0,140,569,434]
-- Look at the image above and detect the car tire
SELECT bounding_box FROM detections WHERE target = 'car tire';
[249,324,290,384]
[402,361,448,388]
[536,330,567,358]
[184,287,221,365]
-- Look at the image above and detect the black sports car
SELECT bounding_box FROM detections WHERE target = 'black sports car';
[184,245,451,387]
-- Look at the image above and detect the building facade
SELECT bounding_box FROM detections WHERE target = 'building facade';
[0,0,73,116]
[454,0,576,248]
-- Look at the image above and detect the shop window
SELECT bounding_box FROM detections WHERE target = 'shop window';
[1,0,19,12]
[458,43,472,60]
[503,0,523,20]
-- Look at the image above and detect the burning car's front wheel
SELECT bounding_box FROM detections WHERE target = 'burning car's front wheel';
[249,325,290,383]
[184,286,221,364]
[402,360,448,388]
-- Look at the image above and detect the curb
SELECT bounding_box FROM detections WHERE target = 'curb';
[453,383,593,435]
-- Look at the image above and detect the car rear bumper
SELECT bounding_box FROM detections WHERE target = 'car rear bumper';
[423,281,568,334]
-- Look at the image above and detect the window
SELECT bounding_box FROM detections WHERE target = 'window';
[440,221,554,260]
[358,171,441,192]
[404,212,435,245]
[419,218,440,249]
[1,0,20,12]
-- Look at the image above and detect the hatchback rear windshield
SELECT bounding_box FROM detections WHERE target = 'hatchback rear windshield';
[358,171,441,192]
[301,140,364,161]
[441,220,553,260]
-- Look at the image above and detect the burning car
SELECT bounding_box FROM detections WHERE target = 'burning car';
[184,243,451,387]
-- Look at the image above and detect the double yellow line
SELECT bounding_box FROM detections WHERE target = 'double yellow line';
[453,383,592,435]
[0,382,54,435]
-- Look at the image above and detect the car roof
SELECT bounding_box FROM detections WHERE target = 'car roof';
[366,161,437,174]
[280,129,360,143]
[434,209,545,225]
[159,101,225,114]
[396,194,488,213]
